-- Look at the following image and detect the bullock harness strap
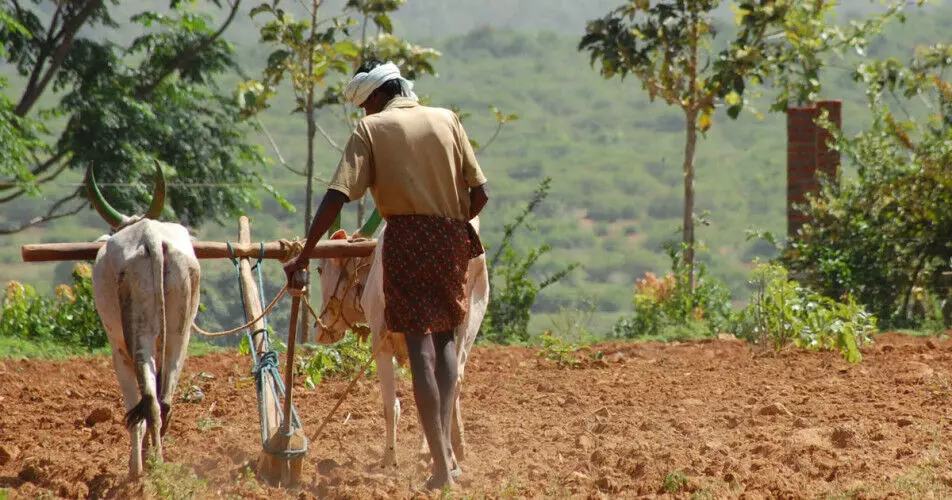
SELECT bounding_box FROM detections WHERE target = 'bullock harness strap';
[305,258,369,332]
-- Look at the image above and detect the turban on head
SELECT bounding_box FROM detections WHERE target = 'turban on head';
[343,62,418,106]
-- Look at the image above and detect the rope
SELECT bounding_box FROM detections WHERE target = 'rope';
[192,284,288,337]
[219,241,306,458]
[276,238,305,263]
[310,329,390,442]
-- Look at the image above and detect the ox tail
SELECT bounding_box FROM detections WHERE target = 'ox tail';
[150,239,169,410]
[125,395,157,428]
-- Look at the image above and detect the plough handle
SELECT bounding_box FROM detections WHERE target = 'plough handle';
[281,269,307,435]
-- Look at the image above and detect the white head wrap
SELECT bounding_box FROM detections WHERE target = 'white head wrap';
[343,62,418,107]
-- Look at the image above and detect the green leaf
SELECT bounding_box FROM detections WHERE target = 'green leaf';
[250,3,273,18]
[724,91,742,107]
[334,40,360,58]
[374,14,393,33]
[727,104,742,119]
[267,49,291,69]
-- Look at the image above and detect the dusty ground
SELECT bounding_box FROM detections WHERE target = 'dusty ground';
[2,333,952,499]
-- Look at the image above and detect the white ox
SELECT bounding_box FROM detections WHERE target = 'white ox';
[314,217,489,470]
[86,165,201,477]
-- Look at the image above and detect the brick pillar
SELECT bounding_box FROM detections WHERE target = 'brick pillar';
[786,100,842,238]
[815,100,842,179]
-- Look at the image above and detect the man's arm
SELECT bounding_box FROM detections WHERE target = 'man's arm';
[283,189,349,281]
[301,189,349,254]
[469,184,489,220]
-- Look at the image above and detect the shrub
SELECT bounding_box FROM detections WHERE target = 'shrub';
[729,263,876,363]
[482,178,580,345]
[537,331,581,368]
[296,329,375,388]
[0,263,107,351]
[612,242,732,341]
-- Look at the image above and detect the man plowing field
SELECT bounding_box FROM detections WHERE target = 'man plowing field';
[283,59,490,490]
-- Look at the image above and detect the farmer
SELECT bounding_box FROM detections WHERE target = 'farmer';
[283,59,489,490]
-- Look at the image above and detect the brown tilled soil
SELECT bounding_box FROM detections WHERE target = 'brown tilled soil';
[2,333,952,499]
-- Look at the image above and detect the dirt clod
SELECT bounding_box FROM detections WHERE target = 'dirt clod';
[85,407,113,427]
[0,444,19,465]
[831,425,857,448]
[576,434,596,451]
[759,402,793,417]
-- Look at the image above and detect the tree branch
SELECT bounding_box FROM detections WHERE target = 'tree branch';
[255,115,308,176]
[0,150,69,192]
[0,193,85,235]
[476,122,504,154]
[15,0,102,118]
[18,2,64,109]
[0,156,72,203]
[134,0,242,99]
[316,123,343,152]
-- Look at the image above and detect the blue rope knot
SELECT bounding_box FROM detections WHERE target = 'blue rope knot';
[254,350,280,379]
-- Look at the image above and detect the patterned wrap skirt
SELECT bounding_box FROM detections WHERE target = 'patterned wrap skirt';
[383,214,484,335]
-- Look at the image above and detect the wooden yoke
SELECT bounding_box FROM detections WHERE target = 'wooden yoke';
[21,238,376,262]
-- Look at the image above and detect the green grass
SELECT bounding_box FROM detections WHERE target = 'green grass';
[889,329,950,339]
[143,456,208,500]
[0,336,108,360]
[0,337,226,361]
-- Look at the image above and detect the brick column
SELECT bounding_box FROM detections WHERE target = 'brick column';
[786,100,842,238]
[815,100,842,179]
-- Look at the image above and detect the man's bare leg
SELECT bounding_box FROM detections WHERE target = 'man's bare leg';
[432,331,459,473]
[405,333,454,489]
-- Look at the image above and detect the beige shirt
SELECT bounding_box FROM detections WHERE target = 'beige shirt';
[328,97,487,221]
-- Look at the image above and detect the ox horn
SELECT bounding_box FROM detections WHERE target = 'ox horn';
[357,208,382,237]
[85,165,127,229]
[145,161,166,220]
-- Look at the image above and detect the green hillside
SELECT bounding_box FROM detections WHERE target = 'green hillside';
[2,0,950,338]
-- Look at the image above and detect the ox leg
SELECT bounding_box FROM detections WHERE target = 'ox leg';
[377,351,400,468]
[134,359,163,464]
[120,290,163,470]
[158,261,200,436]
[451,380,465,463]
[451,329,469,464]
[111,348,147,477]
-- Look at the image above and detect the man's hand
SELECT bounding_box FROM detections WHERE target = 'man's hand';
[284,189,349,285]
[283,255,309,284]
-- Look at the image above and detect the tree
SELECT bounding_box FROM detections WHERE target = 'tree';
[783,44,952,327]
[579,0,763,295]
[0,0,277,234]
[729,0,910,112]
[578,0,910,296]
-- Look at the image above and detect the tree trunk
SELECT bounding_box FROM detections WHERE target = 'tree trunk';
[682,108,698,293]
[683,15,700,295]
[298,0,321,344]
[301,101,316,344]
[357,196,365,228]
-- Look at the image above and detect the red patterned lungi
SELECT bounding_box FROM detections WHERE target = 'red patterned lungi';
[383,214,484,335]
